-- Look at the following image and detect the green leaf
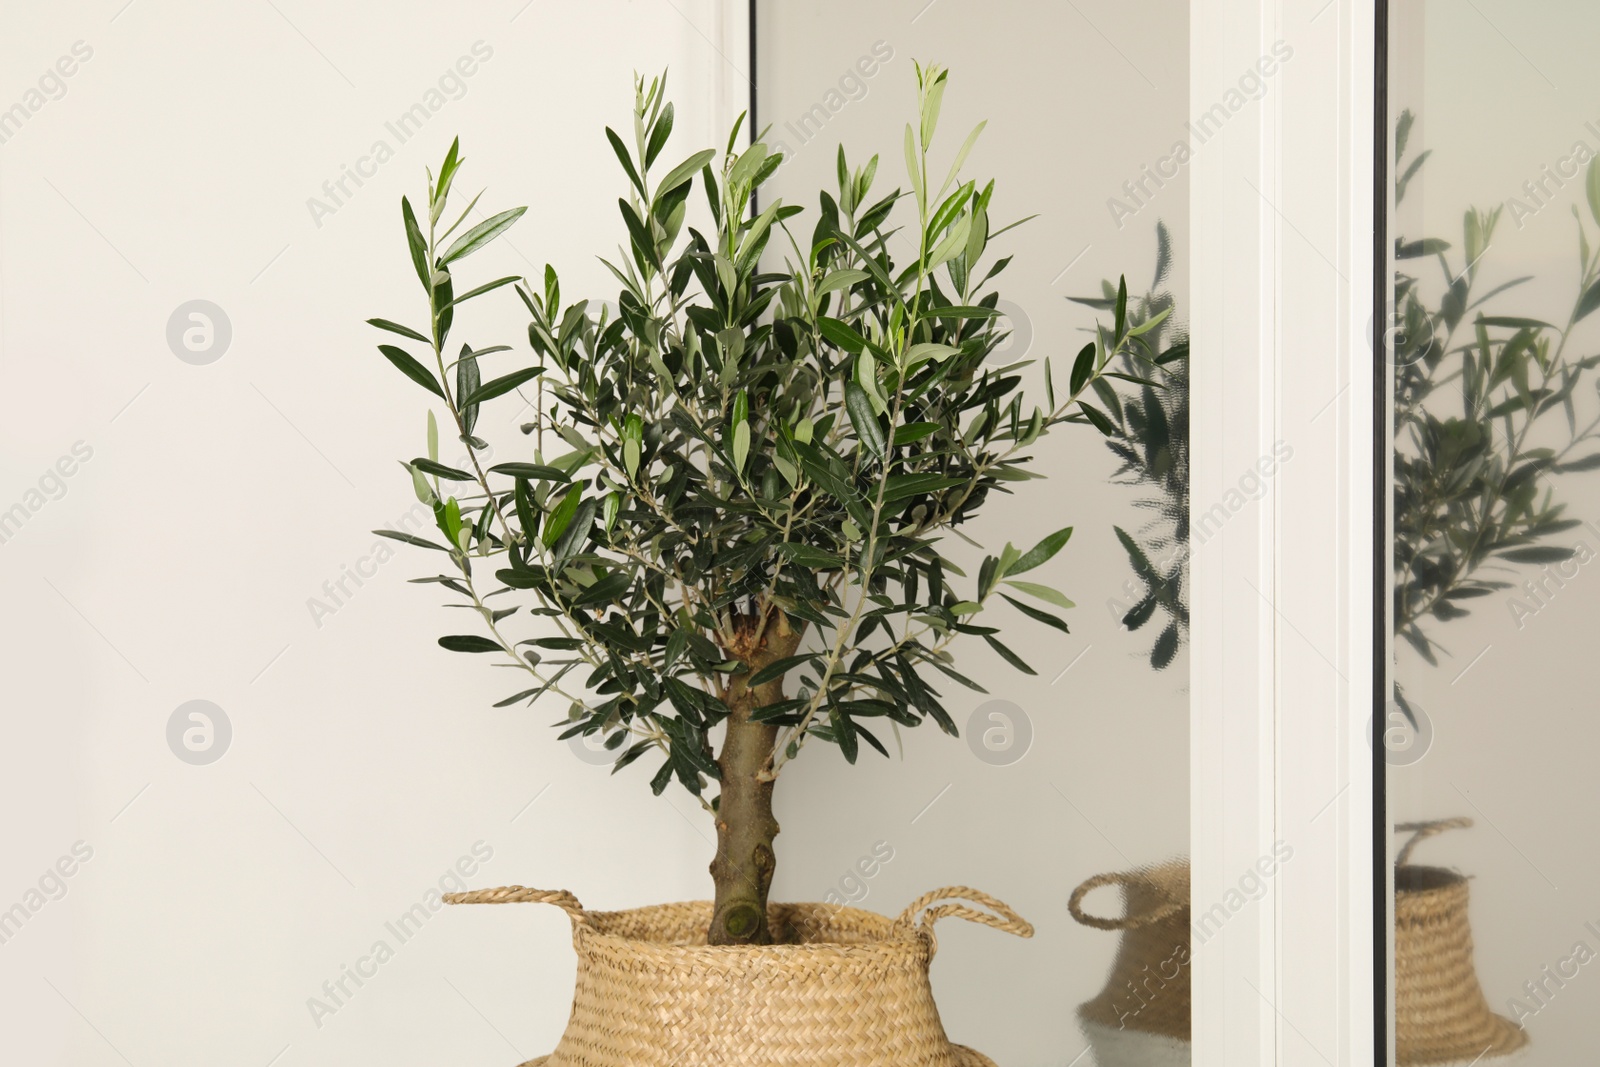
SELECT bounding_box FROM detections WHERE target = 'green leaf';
[747,653,819,687]
[1069,342,1096,394]
[373,528,448,551]
[1009,526,1073,575]
[654,149,718,204]
[934,305,1003,320]
[775,542,842,568]
[940,120,986,195]
[999,593,1069,633]
[491,462,572,482]
[882,472,965,502]
[818,316,868,354]
[1002,579,1075,609]
[645,102,675,168]
[440,207,527,265]
[514,478,538,541]
[894,422,941,445]
[379,345,446,400]
[728,143,769,188]
[1127,307,1171,338]
[542,484,583,549]
[618,199,662,271]
[905,342,960,367]
[1078,402,1117,437]
[401,197,430,290]
[845,381,887,455]
[927,214,971,268]
[574,571,632,608]
[816,269,870,296]
[439,275,521,311]
[413,458,473,481]
[831,709,860,764]
[920,70,947,146]
[461,367,542,407]
[733,419,751,472]
[903,123,921,205]
[439,635,501,653]
[552,499,597,566]
[368,317,431,344]
[605,126,647,198]
[1576,279,1600,323]
[408,462,435,504]
[984,634,1036,675]
[455,344,480,434]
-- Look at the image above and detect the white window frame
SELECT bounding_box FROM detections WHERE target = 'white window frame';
[1190,1,1380,1066]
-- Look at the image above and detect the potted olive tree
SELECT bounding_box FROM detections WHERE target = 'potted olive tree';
[368,66,1152,1066]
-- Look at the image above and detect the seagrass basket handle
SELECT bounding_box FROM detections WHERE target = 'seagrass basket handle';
[892,885,1035,954]
[1068,869,1185,931]
[444,886,588,926]
[1394,817,1472,866]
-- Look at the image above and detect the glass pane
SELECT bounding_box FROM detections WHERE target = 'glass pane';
[758,4,1191,1064]
[1387,4,1600,1064]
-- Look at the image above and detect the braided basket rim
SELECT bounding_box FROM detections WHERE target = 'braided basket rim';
[569,898,934,956]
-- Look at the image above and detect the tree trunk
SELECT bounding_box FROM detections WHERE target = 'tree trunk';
[709,611,801,946]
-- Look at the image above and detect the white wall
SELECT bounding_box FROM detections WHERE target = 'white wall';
[0,3,744,1064]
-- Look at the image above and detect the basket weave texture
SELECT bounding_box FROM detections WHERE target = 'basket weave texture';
[1394,819,1529,1066]
[445,884,1032,1067]
[1069,861,1191,1043]
[1065,823,1530,1066]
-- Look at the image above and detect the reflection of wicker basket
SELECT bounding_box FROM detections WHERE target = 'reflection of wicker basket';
[1394,819,1529,1066]
[444,885,1032,1067]
[1069,861,1191,1067]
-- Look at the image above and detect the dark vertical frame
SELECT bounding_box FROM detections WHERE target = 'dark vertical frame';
[747,0,759,216]
[1373,0,1391,1063]
[748,0,758,140]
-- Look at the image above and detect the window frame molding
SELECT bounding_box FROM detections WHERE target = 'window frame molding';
[1189,1,1381,1064]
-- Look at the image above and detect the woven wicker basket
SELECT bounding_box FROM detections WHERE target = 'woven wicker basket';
[1394,819,1528,1066]
[1069,861,1191,1066]
[444,884,1033,1067]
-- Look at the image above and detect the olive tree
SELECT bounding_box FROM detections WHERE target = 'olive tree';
[367,65,1159,945]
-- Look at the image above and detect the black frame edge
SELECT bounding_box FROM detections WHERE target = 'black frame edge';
[1372,0,1391,1063]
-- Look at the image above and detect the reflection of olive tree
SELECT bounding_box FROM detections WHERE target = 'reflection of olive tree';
[1070,222,1189,670]
[1393,110,1600,667]
[1084,108,1600,683]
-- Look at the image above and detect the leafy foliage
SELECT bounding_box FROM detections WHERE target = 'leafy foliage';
[1392,113,1600,664]
[367,68,1143,805]
[1071,223,1189,670]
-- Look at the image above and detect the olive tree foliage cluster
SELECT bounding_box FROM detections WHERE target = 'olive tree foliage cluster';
[1391,111,1600,665]
[1071,222,1189,671]
[367,67,1160,806]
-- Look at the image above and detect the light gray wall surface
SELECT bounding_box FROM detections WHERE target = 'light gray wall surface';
[758,3,1191,1063]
